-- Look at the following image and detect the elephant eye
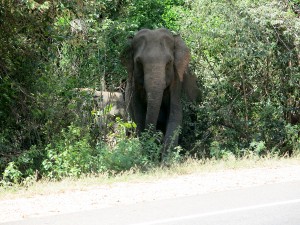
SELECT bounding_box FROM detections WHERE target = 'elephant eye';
[135,56,142,64]
[136,59,143,71]
[166,59,173,67]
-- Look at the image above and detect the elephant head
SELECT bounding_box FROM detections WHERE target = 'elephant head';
[121,28,199,150]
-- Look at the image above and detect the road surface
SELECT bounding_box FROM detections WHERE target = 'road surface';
[3,181,300,225]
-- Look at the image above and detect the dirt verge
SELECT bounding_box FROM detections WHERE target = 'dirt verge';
[1,164,300,223]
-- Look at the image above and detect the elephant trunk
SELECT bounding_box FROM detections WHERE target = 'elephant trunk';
[144,66,166,131]
[145,90,164,130]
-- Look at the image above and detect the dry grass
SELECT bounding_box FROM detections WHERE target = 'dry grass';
[1,156,300,200]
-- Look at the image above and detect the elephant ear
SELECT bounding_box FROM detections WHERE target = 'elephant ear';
[183,68,201,102]
[120,37,134,79]
[174,35,190,82]
[120,38,134,117]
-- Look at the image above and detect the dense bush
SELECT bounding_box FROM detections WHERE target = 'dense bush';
[1,0,300,185]
[177,0,300,157]
[1,122,179,185]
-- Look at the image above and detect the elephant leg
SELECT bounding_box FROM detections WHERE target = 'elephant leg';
[132,91,146,135]
[125,82,134,119]
[163,82,182,156]
[126,82,146,134]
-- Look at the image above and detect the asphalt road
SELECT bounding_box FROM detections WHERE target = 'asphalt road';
[3,181,300,225]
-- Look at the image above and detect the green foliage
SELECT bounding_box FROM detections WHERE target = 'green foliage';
[1,121,181,184]
[1,0,300,185]
[139,128,164,163]
[41,124,97,180]
[179,0,300,156]
[124,0,184,29]
[1,162,23,186]
[98,126,169,173]
[250,141,267,155]
[0,145,45,186]
[97,138,145,173]
[285,124,300,155]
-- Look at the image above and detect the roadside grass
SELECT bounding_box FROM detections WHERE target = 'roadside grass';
[1,155,300,200]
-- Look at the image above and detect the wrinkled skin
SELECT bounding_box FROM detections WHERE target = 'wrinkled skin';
[121,28,200,155]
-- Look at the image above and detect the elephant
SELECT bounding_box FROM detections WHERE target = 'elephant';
[121,28,200,154]
[73,88,126,132]
[93,91,125,118]
[75,88,125,118]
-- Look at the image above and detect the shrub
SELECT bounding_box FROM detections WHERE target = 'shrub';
[98,126,164,173]
[0,162,23,187]
[178,0,300,156]
[41,124,97,180]
[2,0,300,184]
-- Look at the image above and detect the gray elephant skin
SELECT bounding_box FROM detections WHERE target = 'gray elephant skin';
[121,28,200,153]
[75,88,125,118]
[93,91,125,118]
